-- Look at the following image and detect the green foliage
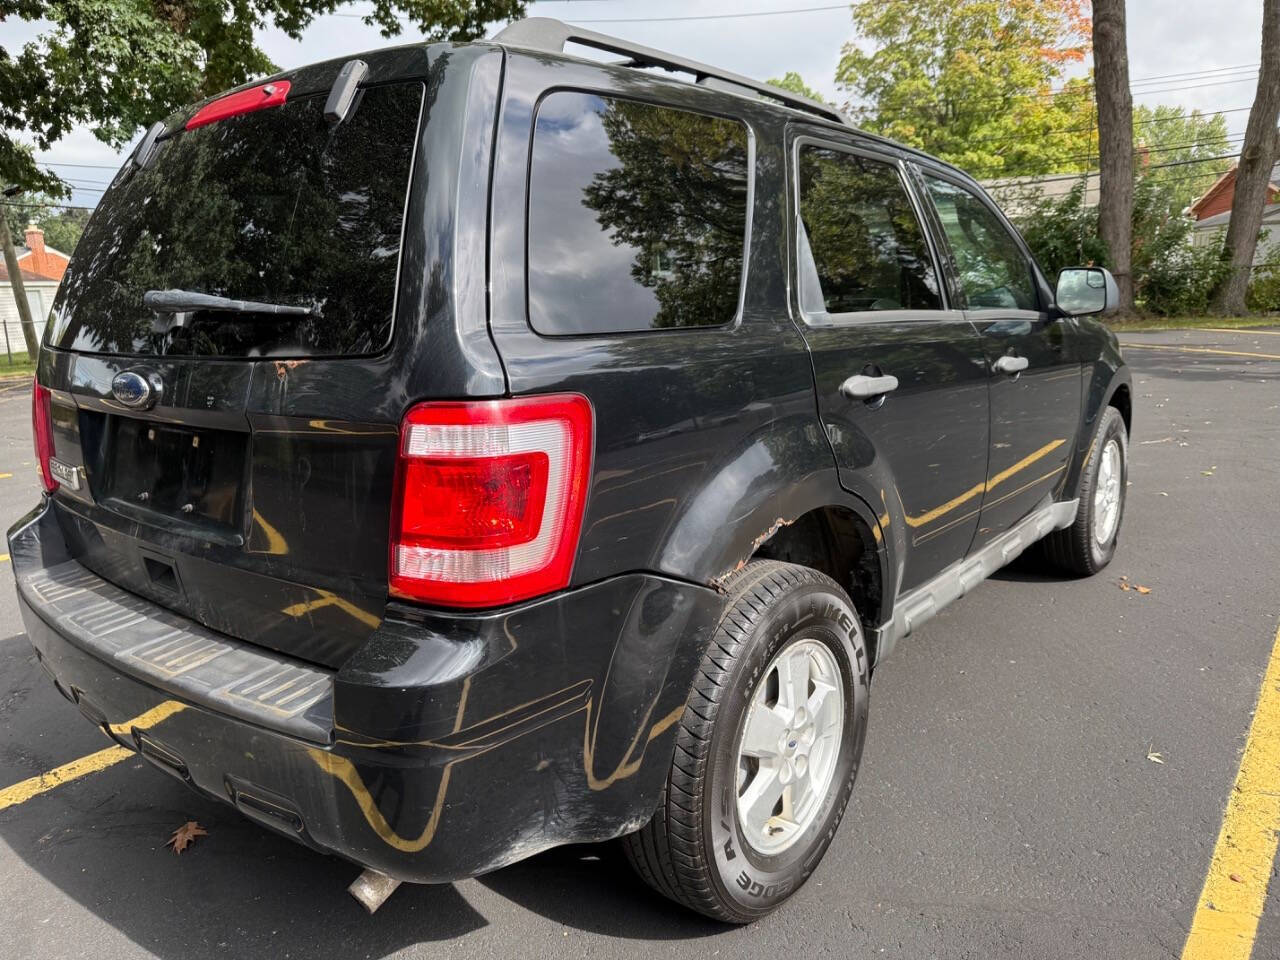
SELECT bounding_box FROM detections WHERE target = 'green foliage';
[835,0,1094,178]
[1246,239,1280,312]
[1133,105,1232,210]
[0,0,525,195]
[3,195,90,254]
[1015,180,1106,279]
[768,72,828,105]
[1015,173,1231,316]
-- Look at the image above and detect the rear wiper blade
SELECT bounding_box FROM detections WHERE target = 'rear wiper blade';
[143,289,321,317]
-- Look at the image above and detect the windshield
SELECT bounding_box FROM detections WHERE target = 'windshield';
[48,81,424,357]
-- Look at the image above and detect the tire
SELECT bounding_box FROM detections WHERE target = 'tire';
[622,560,870,923]
[1042,405,1128,576]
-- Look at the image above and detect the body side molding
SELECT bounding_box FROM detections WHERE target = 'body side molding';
[871,497,1078,664]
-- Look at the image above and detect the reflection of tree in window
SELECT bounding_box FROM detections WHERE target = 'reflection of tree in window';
[582,99,749,329]
[798,147,941,314]
[921,176,1036,311]
[53,83,424,356]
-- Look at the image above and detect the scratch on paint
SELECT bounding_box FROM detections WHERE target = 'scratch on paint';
[712,516,793,591]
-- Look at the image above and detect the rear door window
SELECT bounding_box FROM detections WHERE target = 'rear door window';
[527,92,750,335]
[796,144,943,316]
[49,81,424,357]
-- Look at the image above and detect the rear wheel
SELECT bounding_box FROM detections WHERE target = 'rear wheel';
[1043,405,1128,575]
[622,560,869,923]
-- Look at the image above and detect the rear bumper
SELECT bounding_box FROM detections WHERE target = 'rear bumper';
[10,500,722,882]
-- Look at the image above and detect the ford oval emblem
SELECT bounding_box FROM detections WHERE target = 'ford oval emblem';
[111,371,159,410]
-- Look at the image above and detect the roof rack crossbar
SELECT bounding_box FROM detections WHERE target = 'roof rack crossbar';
[493,17,849,128]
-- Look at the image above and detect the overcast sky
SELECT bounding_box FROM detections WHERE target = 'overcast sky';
[6,0,1268,208]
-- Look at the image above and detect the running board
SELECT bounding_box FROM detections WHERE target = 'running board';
[871,498,1078,664]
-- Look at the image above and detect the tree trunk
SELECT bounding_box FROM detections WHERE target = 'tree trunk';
[1093,0,1135,312]
[0,216,40,358]
[1209,0,1280,315]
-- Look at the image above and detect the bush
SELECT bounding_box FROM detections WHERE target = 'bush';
[1246,239,1280,312]
[1139,233,1230,315]
[1016,179,1105,279]
[1013,172,1226,316]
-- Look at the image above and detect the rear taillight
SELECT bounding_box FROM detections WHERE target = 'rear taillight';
[389,394,594,608]
[31,382,57,493]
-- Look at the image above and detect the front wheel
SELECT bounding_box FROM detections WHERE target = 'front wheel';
[622,560,869,923]
[1043,405,1128,575]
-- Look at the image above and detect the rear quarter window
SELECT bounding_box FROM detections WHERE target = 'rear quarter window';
[527,91,750,335]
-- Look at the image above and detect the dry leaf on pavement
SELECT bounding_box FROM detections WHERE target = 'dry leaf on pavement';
[167,820,208,855]
[1146,747,1165,764]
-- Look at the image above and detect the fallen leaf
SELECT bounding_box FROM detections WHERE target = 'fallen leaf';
[1136,586,1152,595]
[1230,873,1244,884]
[1201,470,1215,476]
[167,820,208,855]
[1147,747,1165,764]
[1158,492,1169,497]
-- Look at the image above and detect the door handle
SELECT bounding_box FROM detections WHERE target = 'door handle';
[993,355,1029,375]
[840,374,899,400]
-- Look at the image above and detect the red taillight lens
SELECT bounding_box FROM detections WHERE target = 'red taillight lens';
[31,382,57,493]
[389,394,593,608]
[186,80,291,131]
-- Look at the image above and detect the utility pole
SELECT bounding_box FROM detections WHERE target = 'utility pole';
[1092,0,1135,313]
[0,190,42,358]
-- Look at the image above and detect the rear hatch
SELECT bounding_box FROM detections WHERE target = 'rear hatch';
[40,55,431,668]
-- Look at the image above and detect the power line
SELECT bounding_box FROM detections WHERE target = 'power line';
[1129,62,1259,84]
[1006,151,1244,187]
[331,2,852,23]
[966,106,1253,148]
[1129,68,1259,90]
[0,200,97,210]
[34,160,119,170]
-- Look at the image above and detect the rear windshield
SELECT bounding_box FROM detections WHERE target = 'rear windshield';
[48,81,424,357]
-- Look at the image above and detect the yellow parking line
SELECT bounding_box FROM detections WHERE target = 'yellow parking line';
[1122,343,1280,362]
[1203,328,1280,337]
[0,554,9,564]
[1182,620,1280,959]
[0,700,186,812]
[0,473,11,479]
[0,745,133,811]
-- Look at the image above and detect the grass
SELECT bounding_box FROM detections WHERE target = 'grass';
[0,352,37,379]
[1106,314,1280,333]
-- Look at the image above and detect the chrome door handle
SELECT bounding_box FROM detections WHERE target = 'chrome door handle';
[840,374,899,399]
[993,355,1029,375]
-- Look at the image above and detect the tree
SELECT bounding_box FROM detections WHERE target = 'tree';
[834,0,1093,178]
[1092,0,1134,311]
[582,100,750,329]
[4,197,91,254]
[0,0,525,197]
[1210,0,1280,314]
[1133,105,1231,209]
[768,72,829,105]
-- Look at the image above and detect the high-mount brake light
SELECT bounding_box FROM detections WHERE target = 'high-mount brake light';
[31,382,57,493]
[389,395,594,608]
[186,80,291,131]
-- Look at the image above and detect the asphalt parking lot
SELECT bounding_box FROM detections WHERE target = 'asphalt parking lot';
[0,326,1278,960]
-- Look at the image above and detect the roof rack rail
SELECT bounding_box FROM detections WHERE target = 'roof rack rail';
[492,17,850,128]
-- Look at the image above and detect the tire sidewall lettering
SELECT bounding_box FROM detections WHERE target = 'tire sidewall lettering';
[706,583,869,916]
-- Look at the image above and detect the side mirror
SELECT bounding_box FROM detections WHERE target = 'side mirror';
[1055,266,1119,316]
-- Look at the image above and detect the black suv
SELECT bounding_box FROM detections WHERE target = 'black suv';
[11,18,1131,923]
